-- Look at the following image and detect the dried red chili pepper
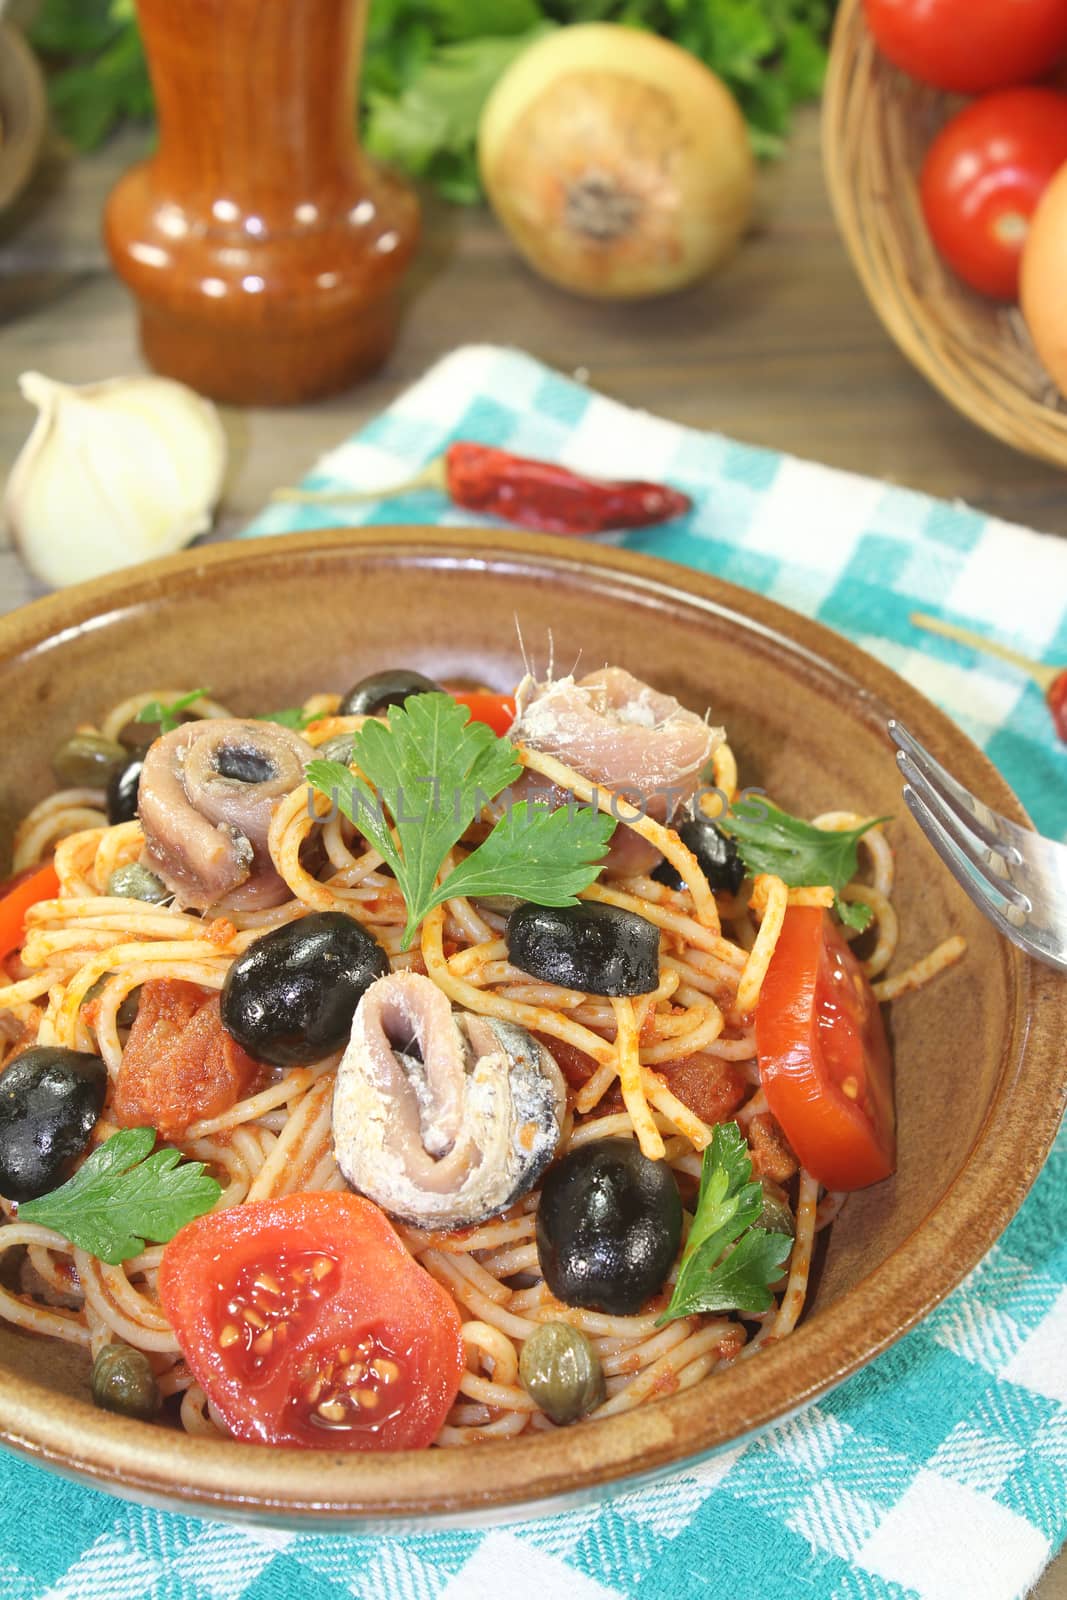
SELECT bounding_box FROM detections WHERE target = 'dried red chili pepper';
[440,443,691,534]
[911,612,1067,744]
[274,443,691,537]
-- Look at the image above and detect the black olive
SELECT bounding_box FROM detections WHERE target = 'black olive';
[221,911,389,1067]
[107,756,144,825]
[0,1047,107,1202]
[652,816,745,895]
[536,1139,682,1316]
[338,668,442,718]
[506,902,660,997]
[91,1344,161,1420]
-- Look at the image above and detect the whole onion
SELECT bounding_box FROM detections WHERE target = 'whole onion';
[477,25,755,301]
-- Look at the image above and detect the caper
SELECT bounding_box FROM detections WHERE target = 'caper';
[472,894,522,915]
[316,732,357,764]
[81,974,111,1008]
[52,733,127,790]
[91,1343,162,1420]
[519,1321,605,1426]
[758,1182,795,1239]
[106,863,169,904]
[81,974,140,1028]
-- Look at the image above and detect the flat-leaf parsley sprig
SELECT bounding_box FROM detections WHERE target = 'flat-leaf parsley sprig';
[257,706,321,731]
[135,688,211,735]
[306,692,616,948]
[659,1121,792,1324]
[19,1127,221,1265]
[718,797,890,933]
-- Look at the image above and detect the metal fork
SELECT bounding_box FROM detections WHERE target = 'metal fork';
[888,720,1067,974]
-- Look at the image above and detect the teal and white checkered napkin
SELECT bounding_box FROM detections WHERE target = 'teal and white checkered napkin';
[3,345,1065,1600]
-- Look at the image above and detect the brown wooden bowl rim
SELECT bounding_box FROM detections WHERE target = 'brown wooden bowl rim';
[0,526,1062,1528]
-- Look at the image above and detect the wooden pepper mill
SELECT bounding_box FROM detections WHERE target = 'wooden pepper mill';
[104,0,419,406]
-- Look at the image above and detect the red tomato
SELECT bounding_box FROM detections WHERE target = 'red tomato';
[158,1192,465,1450]
[920,89,1067,298]
[450,690,517,736]
[0,861,59,962]
[864,0,1067,93]
[113,979,259,1139]
[755,907,895,1192]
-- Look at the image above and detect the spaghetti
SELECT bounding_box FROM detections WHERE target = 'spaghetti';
[0,675,965,1447]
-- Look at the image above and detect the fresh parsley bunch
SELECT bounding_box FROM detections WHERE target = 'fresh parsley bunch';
[32,0,836,199]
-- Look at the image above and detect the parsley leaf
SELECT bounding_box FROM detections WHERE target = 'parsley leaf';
[19,1128,221,1265]
[443,799,615,905]
[135,689,209,735]
[365,26,555,202]
[258,707,319,731]
[659,1121,792,1323]
[719,797,888,930]
[306,692,613,947]
[836,897,874,933]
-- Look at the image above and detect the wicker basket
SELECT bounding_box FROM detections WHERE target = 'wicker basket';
[823,0,1067,468]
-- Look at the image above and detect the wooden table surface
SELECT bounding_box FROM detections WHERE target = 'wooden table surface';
[0,102,1064,1596]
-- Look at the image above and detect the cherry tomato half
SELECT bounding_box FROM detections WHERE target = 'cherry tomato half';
[0,860,59,963]
[158,1192,465,1450]
[864,0,1067,93]
[755,907,895,1192]
[921,89,1067,299]
[450,690,517,736]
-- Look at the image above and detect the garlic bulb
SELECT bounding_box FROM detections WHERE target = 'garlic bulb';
[2,371,227,588]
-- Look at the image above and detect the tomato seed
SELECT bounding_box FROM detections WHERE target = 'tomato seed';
[316,1400,348,1423]
[311,1257,334,1280]
[841,1076,859,1100]
[337,1346,351,1364]
[219,1323,241,1349]
[253,1271,282,1294]
[306,1377,324,1404]
[243,1307,267,1329]
[252,1329,274,1356]
[341,1363,365,1384]
[375,1359,399,1384]
[355,1390,379,1409]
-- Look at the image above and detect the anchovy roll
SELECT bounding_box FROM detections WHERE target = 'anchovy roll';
[333,971,567,1230]
[138,718,314,911]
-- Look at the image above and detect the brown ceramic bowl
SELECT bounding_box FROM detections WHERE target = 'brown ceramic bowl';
[0,528,1062,1529]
